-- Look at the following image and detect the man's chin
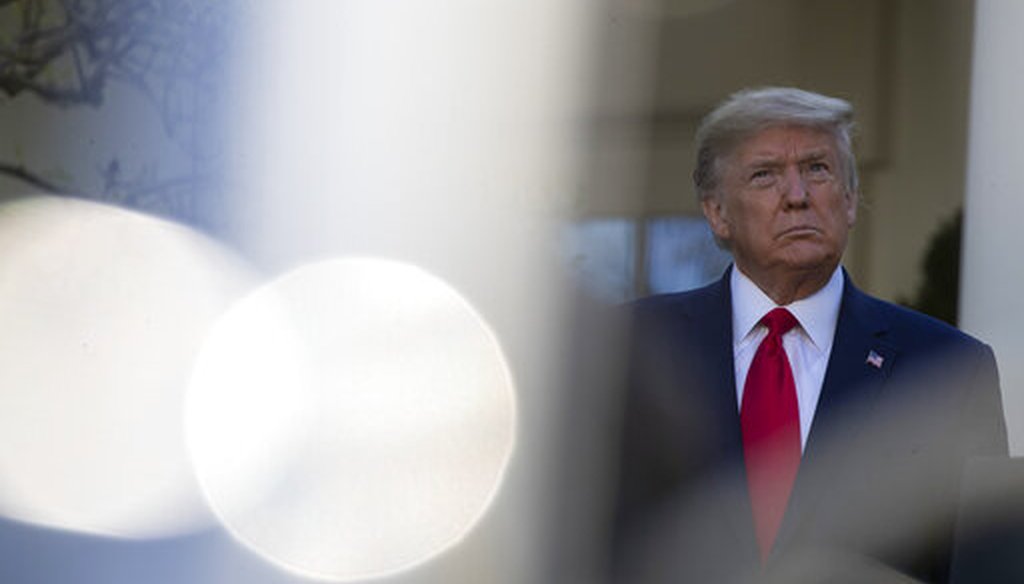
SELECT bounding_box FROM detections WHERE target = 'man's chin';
[777,248,840,273]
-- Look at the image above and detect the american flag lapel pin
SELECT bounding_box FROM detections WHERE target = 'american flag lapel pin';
[866,350,884,369]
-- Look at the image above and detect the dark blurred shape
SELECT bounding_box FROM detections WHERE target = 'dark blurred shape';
[540,292,632,584]
[949,457,1024,583]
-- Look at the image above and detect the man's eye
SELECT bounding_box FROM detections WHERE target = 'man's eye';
[803,162,833,183]
[750,169,774,184]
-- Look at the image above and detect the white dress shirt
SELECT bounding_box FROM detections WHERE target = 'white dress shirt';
[731,266,844,451]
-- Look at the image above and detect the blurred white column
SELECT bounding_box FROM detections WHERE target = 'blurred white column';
[960,0,1024,454]
[224,2,600,582]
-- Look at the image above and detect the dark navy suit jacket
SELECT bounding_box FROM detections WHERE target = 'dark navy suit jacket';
[611,269,1007,583]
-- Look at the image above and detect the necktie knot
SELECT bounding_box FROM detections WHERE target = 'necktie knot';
[760,307,798,339]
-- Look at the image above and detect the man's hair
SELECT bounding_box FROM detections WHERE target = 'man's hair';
[692,87,858,202]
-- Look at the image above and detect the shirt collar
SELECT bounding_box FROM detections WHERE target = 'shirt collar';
[731,265,844,352]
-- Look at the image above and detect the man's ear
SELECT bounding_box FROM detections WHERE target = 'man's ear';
[701,195,731,241]
[845,189,858,227]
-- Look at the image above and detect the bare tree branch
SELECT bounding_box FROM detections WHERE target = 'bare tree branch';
[0,0,236,225]
[0,161,75,195]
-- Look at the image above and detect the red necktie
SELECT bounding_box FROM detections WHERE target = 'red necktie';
[740,307,801,562]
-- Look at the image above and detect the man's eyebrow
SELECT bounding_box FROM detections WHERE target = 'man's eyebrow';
[798,149,831,162]
[743,154,784,167]
[741,148,833,168]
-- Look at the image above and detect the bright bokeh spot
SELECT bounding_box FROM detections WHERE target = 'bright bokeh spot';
[0,195,250,538]
[185,257,517,581]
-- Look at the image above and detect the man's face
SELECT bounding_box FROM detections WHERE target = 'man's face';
[701,125,857,281]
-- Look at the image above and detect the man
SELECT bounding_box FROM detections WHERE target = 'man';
[610,87,1007,583]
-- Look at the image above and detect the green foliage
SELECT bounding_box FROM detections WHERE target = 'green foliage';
[906,210,962,326]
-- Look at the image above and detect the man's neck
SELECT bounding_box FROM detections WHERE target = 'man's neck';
[734,263,838,306]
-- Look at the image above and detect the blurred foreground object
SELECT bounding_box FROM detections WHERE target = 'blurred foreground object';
[949,457,1024,583]
[221,1,597,580]
[0,195,250,538]
[185,258,517,581]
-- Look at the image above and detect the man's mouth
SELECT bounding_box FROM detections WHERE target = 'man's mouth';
[779,226,821,238]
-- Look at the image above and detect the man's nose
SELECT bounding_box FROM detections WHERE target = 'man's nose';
[781,165,809,207]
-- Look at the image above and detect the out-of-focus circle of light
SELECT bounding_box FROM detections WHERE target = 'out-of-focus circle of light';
[0,195,250,538]
[184,257,517,582]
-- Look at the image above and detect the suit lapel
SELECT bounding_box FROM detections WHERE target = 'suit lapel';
[691,270,745,464]
[769,273,897,560]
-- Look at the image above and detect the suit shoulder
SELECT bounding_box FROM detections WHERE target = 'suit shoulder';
[857,292,989,353]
